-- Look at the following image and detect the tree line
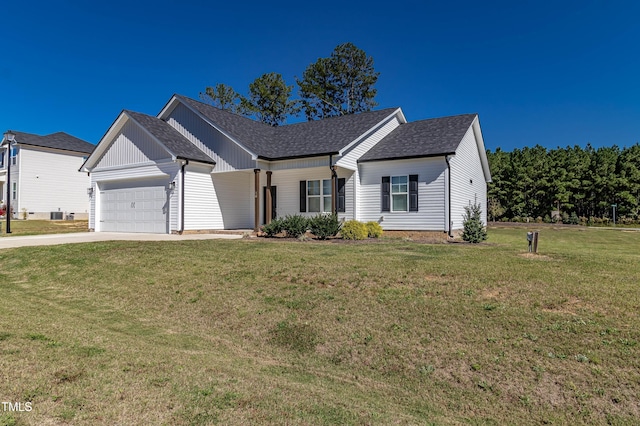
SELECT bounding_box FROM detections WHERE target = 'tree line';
[200,42,378,126]
[487,144,640,224]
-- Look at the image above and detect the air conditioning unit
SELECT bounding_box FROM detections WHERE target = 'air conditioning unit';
[50,211,63,220]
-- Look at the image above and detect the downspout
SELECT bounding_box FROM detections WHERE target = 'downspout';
[445,155,453,238]
[180,160,188,233]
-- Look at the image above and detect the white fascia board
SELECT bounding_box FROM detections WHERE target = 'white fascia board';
[91,158,174,173]
[80,112,129,172]
[159,95,259,161]
[338,108,405,156]
[472,116,492,183]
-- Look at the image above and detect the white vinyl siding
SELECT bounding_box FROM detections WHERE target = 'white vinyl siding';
[449,122,488,229]
[267,167,354,221]
[265,156,331,171]
[183,164,222,230]
[16,147,90,217]
[336,115,401,170]
[95,120,170,169]
[183,165,254,231]
[211,171,254,229]
[167,103,255,172]
[358,158,447,230]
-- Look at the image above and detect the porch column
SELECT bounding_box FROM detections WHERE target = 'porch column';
[331,166,337,215]
[254,169,260,231]
[266,171,273,224]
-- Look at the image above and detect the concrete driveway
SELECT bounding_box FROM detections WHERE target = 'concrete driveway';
[0,232,243,249]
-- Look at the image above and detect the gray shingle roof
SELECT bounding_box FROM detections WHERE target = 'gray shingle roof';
[358,113,477,162]
[125,110,215,164]
[267,107,400,160]
[12,131,94,154]
[175,95,399,160]
[174,95,275,157]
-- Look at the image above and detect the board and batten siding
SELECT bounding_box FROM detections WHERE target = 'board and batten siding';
[267,167,355,221]
[449,122,487,229]
[167,103,255,172]
[358,158,447,230]
[18,147,90,216]
[336,115,400,170]
[90,162,179,231]
[95,120,170,169]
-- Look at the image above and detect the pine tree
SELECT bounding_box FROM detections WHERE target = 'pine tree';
[462,202,487,243]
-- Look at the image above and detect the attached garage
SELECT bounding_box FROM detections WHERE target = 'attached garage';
[98,178,169,233]
[81,109,215,234]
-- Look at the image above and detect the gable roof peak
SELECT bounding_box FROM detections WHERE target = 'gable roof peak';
[167,94,405,161]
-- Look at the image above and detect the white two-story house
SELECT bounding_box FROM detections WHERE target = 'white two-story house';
[0,131,95,220]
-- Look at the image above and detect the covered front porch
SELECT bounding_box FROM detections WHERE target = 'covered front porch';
[246,165,354,231]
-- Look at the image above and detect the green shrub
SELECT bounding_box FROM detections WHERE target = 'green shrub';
[365,221,383,238]
[262,217,284,237]
[461,202,487,243]
[308,214,341,240]
[341,220,368,240]
[568,212,580,225]
[282,214,309,238]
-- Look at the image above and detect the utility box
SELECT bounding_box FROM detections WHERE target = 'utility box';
[527,231,539,253]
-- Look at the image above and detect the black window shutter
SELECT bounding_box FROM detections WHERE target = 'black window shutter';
[381,176,390,212]
[300,181,306,212]
[337,178,346,213]
[409,174,419,212]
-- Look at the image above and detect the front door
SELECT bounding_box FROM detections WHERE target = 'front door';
[263,186,277,224]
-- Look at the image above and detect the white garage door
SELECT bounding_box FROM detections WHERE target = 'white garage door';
[99,181,169,233]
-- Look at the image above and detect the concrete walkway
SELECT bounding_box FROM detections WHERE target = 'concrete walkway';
[0,232,243,249]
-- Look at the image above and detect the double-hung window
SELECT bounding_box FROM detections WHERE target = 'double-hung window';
[12,182,17,200]
[300,178,345,213]
[307,179,332,213]
[381,175,418,212]
[391,176,408,212]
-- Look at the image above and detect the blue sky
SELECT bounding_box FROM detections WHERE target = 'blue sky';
[1,0,638,152]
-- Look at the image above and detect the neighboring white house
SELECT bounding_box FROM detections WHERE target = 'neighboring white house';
[0,131,94,220]
[80,94,491,235]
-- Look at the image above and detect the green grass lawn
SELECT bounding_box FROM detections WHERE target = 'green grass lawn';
[0,220,88,237]
[0,227,638,425]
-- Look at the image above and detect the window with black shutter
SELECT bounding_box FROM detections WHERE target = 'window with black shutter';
[409,174,418,212]
[299,181,306,212]
[381,176,390,212]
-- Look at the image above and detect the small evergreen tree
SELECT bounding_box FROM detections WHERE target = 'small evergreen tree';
[462,202,487,243]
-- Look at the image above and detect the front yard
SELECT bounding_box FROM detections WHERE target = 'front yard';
[0,226,638,424]
[0,220,88,237]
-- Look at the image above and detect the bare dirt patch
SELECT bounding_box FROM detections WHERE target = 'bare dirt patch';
[518,252,554,261]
